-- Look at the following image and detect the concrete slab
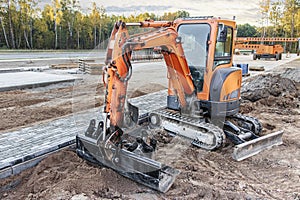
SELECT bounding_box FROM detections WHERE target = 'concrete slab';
[0,90,167,179]
[0,66,50,74]
[0,71,80,92]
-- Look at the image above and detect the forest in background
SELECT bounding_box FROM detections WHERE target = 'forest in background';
[0,0,299,50]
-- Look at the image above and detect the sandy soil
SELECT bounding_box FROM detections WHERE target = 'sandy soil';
[0,59,299,200]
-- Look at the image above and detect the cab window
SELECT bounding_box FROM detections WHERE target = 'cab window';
[213,24,233,69]
[178,23,210,92]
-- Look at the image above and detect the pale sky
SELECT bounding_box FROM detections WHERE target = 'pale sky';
[90,0,262,25]
[42,0,263,26]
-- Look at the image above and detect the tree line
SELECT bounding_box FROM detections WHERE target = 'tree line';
[237,0,300,38]
[0,0,189,49]
[0,0,299,50]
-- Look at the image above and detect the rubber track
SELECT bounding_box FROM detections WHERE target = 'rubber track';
[151,109,226,150]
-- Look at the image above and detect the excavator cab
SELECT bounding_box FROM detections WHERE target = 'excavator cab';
[76,17,284,193]
[166,18,241,119]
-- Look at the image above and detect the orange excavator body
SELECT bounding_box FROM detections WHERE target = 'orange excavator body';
[76,17,284,193]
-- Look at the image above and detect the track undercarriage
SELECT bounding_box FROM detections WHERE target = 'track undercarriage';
[148,108,283,161]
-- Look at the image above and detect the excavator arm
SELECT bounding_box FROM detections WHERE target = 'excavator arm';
[103,21,195,128]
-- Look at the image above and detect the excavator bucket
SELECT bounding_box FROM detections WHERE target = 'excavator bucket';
[232,130,284,161]
[76,120,180,193]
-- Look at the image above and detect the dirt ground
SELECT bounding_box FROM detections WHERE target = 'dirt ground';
[0,59,299,199]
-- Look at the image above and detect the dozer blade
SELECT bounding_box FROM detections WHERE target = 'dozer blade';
[232,130,284,161]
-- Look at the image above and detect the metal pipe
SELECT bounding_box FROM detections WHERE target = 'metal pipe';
[126,21,172,28]
[126,22,142,26]
[100,69,109,143]
[102,113,108,143]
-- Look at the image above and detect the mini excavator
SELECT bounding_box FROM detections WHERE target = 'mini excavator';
[76,17,283,192]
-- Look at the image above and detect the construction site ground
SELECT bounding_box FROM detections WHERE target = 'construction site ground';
[0,53,299,199]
